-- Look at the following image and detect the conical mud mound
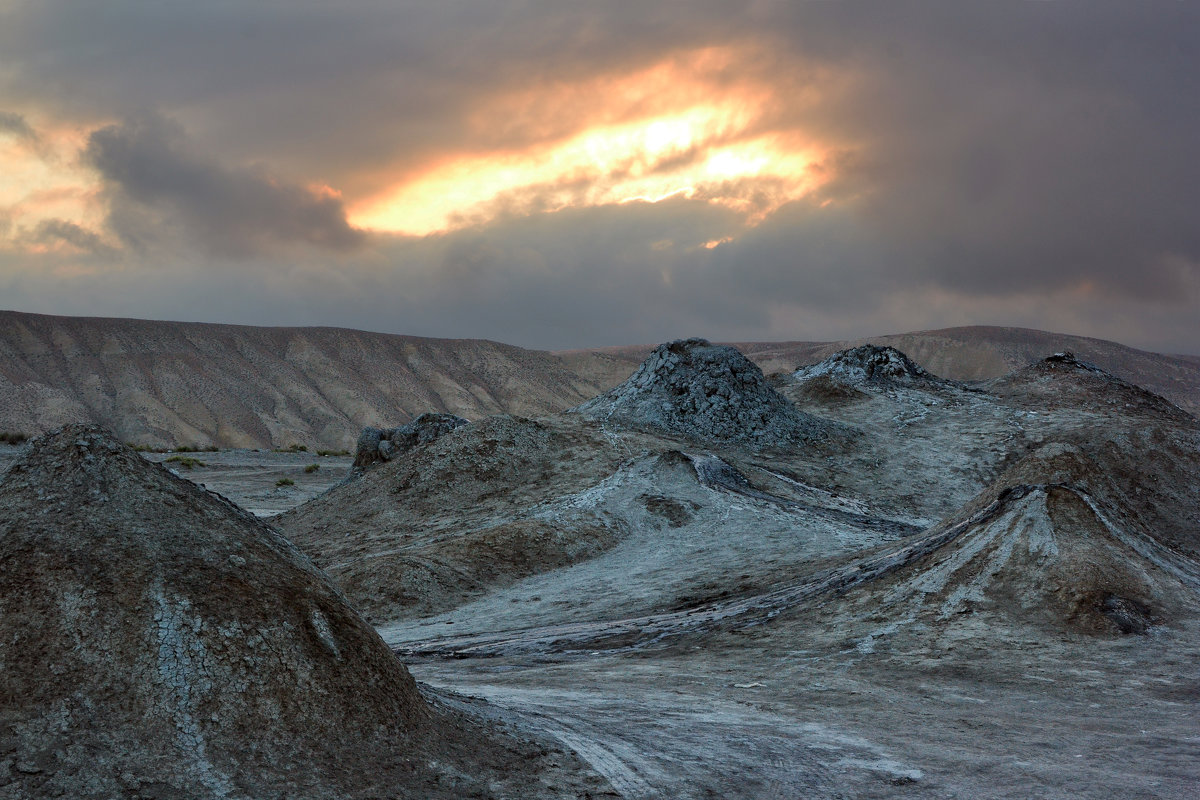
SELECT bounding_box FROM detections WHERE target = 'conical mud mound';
[574,338,831,448]
[793,344,943,388]
[987,351,1194,422]
[0,425,605,799]
[839,443,1200,640]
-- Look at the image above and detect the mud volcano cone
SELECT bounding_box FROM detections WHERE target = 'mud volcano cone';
[793,344,941,387]
[575,337,831,447]
[0,426,494,798]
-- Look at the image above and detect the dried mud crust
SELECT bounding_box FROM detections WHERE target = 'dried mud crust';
[283,342,1200,797]
[0,425,611,799]
[353,412,470,470]
[277,414,628,621]
[574,338,840,449]
[986,351,1197,423]
[793,344,949,387]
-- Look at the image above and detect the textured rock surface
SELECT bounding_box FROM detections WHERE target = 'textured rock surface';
[0,425,610,799]
[574,338,832,448]
[353,412,470,470]
[792,344,944,387]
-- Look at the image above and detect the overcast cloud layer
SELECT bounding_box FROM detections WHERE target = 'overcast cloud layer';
[1,1,1198,352]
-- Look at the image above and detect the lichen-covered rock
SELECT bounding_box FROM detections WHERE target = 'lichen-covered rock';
[793,345,941,387]
[574,338,828,448]
[353,412,469,469]
[0,425,605,799]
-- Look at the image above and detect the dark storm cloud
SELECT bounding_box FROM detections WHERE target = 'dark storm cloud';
[83,115,364,257]
[0,2,737,188]
[779,2,1200,303]
[0,111,37,142]
[27,219,116,258]
[1,1,1199,351]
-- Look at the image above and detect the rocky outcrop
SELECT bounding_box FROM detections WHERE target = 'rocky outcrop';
[574,338,831,449]
[0,425,605,799]
[353,412,470,470]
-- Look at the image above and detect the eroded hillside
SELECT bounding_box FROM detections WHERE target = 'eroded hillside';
[0,310,603,450]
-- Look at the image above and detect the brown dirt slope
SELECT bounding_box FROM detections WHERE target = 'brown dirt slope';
[0,425,610,799]
[0,310,603,450]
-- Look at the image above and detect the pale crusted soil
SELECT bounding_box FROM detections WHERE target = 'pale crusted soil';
[281,348,1200,798]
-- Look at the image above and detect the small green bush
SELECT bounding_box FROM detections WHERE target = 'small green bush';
[165,456,204,469]
[304,463,320,474]
[274,443,308,453]
[316,449,351,457]
[0,432,30,445]
[275,477,295,487]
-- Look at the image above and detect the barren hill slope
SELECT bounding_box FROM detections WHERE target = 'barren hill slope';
[3,312,1196,450]
[0,310,602,450]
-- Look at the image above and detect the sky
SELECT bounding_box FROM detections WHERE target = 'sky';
[1,1,1198,353]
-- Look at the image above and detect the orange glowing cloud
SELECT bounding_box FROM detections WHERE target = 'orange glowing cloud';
[0,118,109,249]
[349,46,833,236]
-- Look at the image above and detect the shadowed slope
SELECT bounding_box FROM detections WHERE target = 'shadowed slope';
[0,425,610,799]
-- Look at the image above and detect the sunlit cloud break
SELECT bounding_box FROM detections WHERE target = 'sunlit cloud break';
[350,47,830,236]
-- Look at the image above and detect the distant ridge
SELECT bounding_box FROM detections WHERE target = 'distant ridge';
[0,310,603,449]
[561,325,1200,418]
[1,311,1196,448]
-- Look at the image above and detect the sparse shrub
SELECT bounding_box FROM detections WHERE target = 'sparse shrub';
[316,449,351,457]
[126,442,155,452]
[274,444,308,453]
[165,456,204,469]
[304,463,320,474]
[172,443,218,453]
[275,477,295,487]
[0,432,30,445]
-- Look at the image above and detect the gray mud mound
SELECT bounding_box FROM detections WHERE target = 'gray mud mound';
[574,338,831,448]
[278,414,626,622]
[822,442,1200,644]
[0,425,609,799]
[987,351,1194,422]
[793,344,946,388]
[353,412,470,470]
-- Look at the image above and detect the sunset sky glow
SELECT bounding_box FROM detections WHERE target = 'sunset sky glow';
[1,2,1199,352]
